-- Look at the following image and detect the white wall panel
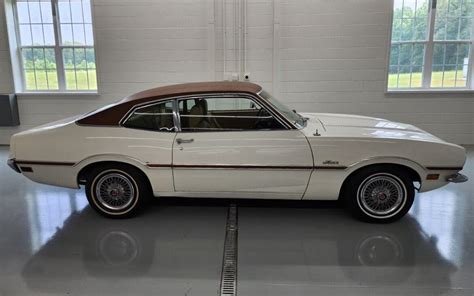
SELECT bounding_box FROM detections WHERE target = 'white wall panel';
[0,0,473,145]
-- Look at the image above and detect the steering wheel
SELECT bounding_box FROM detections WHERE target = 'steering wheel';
[254,108,268,129]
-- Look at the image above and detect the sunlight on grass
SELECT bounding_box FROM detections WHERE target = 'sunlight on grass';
[388,71,467,88]
[25,69,97,91]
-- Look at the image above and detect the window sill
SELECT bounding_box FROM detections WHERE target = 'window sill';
[16,91,99,97]
[386,88,474,94]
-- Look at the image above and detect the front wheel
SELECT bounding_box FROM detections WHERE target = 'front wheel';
[85,164,151,218]
[343,166,415,223]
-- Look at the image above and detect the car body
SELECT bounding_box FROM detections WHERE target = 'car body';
[7,81,468,222]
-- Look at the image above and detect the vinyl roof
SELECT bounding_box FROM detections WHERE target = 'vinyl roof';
[77,81,263,126]
[123,81,262,102]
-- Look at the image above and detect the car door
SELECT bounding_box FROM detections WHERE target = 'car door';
[172,94,313,199]
[121,100,177,193]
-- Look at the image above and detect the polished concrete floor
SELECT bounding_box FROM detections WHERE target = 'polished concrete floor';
[0,146,473,296]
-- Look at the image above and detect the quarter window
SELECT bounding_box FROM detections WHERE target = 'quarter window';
[123,101,175,131]
[178,97,286,132]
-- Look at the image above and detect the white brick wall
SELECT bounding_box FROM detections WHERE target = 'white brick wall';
[0,0,473,144]
[277,0,474,144]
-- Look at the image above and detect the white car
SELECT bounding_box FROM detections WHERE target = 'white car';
[7,81,468,222]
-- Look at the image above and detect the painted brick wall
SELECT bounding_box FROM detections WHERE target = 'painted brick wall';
[277,0,474,144]
[0,0,473,145]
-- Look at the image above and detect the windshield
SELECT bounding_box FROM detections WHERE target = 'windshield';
[259,90,305,128]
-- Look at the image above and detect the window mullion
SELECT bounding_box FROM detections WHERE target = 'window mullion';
[423,0,437,88]
[51,0,66,91]
[13,2,28,92]
[468,14,474,88]
[467,44,474,89]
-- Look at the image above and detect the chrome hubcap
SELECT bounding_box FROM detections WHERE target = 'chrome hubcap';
[358,175,405,216]
[95,173,135,211]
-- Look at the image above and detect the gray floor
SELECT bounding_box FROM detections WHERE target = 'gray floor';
[0,146,473,296]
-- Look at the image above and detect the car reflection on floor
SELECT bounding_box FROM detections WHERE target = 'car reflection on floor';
[237,204,457,292]
[21,196,456,294]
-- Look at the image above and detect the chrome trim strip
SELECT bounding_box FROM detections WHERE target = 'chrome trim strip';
[118,92,294,131]
[175,93,292,131]
[15,160,76,166]
[172,99,181,132]
[254,93,297,129]
[146,164,346,170]
[73,154,149,168]
[180,114,274,119]
[120,99,178,133]
[346,156,427,170]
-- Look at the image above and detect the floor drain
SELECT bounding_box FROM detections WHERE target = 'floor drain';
[220,204,238,296]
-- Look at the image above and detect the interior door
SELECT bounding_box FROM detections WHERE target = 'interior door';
[172,95,313,199]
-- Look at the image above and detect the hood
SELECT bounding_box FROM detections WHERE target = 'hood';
[300,113,444,143]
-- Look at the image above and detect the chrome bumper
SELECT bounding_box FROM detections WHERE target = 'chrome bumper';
[7,158,20,173]
[446,173,468,183]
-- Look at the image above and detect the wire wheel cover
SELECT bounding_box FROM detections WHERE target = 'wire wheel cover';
[95,173,135,211]
[358,175,405,216]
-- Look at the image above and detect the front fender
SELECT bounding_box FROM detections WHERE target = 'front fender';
[303,157,426,200]
[346,156,426,181]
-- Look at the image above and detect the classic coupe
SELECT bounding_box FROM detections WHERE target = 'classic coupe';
[7,81,468,222]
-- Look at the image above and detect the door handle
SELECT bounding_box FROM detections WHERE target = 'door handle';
[176,138,194,144]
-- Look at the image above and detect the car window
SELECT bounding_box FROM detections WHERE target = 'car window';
[260,90,305,128]
[123,101,175,131]
[178,97,286,132]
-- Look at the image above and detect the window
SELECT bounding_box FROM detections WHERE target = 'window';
[388,0,474,90]
[123,101,175,131]
[260,90,306,128]
[178,97,286,132]
[13,0,97,92]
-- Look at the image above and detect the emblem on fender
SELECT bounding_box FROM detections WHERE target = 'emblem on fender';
[323,160,340,165]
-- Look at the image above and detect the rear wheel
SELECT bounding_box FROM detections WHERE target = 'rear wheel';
[343,166,415,223]
[85,164,151,218]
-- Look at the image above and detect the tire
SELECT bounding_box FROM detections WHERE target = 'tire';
[343,165,415,223]
[85,163,151,218]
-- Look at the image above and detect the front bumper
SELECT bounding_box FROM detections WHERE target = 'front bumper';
[7,158,20,173]
[446,173,468,183]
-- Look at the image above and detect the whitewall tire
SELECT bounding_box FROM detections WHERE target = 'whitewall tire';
[343,166,415,223]
[85,164,151,218]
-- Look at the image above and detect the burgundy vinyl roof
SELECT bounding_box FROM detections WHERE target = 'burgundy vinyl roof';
[77,81,262,126]
[123,81,262,102]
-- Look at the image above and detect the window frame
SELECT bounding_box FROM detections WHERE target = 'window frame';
[122,100,178,132]
[120,93,296,133]
[176,94,290,133]
[386,0,474,93]
[7,0,99,94]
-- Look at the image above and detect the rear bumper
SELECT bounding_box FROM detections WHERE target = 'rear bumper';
[446,173,468,183]
[7,158,20,173]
